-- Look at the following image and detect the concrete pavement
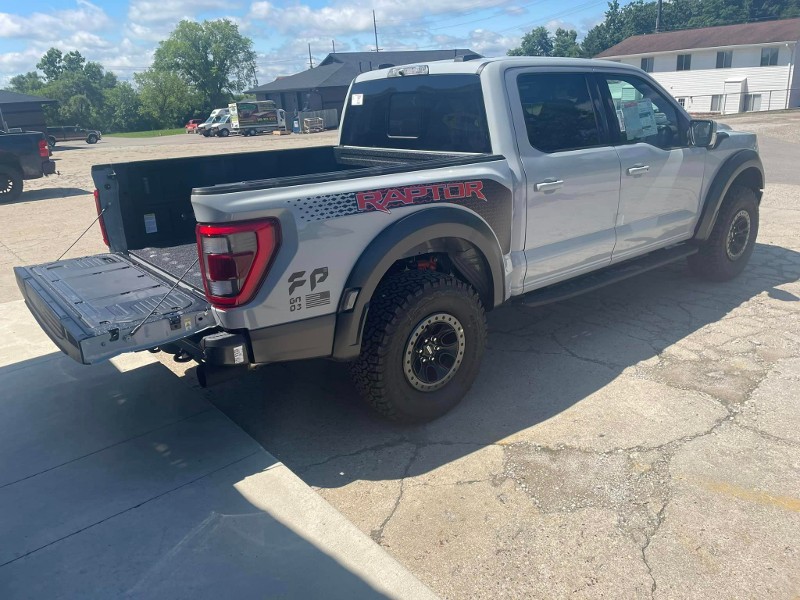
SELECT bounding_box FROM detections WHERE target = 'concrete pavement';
[0,300,437,599]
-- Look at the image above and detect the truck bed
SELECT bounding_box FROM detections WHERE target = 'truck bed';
[93,144,492,287]
[129,244,204,290]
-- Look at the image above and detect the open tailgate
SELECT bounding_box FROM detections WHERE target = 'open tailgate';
[14,253,213,364]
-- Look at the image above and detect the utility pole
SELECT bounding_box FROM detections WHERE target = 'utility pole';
[373,10,380,52]
[332,40,336,53]
[655,0,663,32]
[308,43,314,69]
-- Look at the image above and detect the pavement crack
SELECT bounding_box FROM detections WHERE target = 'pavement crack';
[294,438,409,474]
[641,495,669,599]
[370,444,420,546]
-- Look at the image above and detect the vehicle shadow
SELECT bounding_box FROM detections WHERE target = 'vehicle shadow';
[17,187,90,203]
[205,242,800,488]
[0,353,391,599]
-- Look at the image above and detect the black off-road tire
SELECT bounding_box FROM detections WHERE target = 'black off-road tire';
[86,134,98,144]
[202,129,211,137]
[0,165,23,203]
[47,136,56,148]
[219,128,230,137]
[688,185,759,281]
[351,271,487,423]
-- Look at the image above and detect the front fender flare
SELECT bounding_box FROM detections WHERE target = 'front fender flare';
[332,206,505,360]
[695,149,764,241]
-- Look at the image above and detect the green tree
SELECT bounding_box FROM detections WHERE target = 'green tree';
[508,26,554,56]
[100,82,144,132]
[552,28,582,57]
[152,19,257,109]
[36,48,64,81]
[8,72,45,95]
[134,69,198,128]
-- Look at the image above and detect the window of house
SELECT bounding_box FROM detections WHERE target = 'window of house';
[743,93,762,112]
[710,94,723,112]
[760,47,778,66]
[716,50,732,69]
[640,57,654,72]
[516,72,601,153]
[677,97,686,107]
[602,74,687,149]
[676,54,692,71]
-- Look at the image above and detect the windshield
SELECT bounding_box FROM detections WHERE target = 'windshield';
[340,74,490,153]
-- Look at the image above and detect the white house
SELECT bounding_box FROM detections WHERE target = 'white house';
[596,18,800,114]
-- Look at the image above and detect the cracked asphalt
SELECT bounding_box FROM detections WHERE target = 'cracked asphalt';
[210,112,800,599]
[4,115,798,599]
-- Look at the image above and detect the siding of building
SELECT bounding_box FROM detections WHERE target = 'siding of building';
[611,42,798,114]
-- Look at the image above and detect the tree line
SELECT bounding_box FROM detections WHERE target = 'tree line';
[508,0,800,58]
[6,19,257,133]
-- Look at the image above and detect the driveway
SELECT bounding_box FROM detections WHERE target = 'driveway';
[1,116,798,598]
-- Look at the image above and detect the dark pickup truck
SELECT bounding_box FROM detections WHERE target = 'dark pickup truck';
[0,130,56,202]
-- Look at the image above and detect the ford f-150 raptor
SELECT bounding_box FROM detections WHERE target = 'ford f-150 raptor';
[14,57,764,422]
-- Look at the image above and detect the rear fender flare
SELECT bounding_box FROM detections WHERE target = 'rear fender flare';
[695,149,764,241]
[332,206,505,360]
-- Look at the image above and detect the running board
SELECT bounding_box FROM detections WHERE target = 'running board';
[520,245,699,308]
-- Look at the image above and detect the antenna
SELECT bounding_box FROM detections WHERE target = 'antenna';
[332,40,336,53]
[373,10,380,52]
[308,43,314,69]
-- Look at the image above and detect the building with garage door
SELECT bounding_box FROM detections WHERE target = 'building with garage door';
[596,17,800,114]
[0,90,57,135]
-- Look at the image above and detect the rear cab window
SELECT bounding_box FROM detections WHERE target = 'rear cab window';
[341,74,491,153]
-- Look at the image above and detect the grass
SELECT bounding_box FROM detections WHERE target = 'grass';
[106,128,187,138]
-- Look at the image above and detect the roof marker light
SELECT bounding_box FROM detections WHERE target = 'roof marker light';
[388,65,429,77]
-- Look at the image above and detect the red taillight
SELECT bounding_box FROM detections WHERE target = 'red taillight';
[196,219,280,308]
[94,189,109,246]
[38,139,49,158]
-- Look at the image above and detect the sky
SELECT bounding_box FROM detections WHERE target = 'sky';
[0,0,617,87]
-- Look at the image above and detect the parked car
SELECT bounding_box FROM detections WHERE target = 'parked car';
[0,130,56,202]
[209,115,232,137]
[16,57,763,423]
[198,108,230,136]
[46,125,102,146]
[185,119,204,133]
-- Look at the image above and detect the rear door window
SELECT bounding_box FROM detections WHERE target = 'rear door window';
[516,72,602,153]
[341,74,491,153]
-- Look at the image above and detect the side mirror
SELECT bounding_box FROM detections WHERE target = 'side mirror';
[690,119,718,148]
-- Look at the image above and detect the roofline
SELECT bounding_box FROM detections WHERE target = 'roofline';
[0,98,58,105]
[600,39,799,59]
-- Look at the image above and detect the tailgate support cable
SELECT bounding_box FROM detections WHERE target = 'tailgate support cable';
[128,257,200,338]
[57,205,108,261]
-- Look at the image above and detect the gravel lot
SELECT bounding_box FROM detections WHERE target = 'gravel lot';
[1,116,798,599]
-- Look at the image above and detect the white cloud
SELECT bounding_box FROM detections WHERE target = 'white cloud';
[127,0,229,24]
[248,0,511,37]
[0,1,112,40]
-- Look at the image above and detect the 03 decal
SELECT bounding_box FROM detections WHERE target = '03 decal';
[287,267,330,312]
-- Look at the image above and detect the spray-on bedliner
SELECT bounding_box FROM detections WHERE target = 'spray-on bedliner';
[130,244,205,291]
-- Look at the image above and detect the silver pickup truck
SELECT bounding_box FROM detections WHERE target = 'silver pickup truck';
[15,57,764,423]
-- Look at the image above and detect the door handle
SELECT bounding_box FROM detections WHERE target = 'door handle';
[627,165,650,176]
[534,179,564,193]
